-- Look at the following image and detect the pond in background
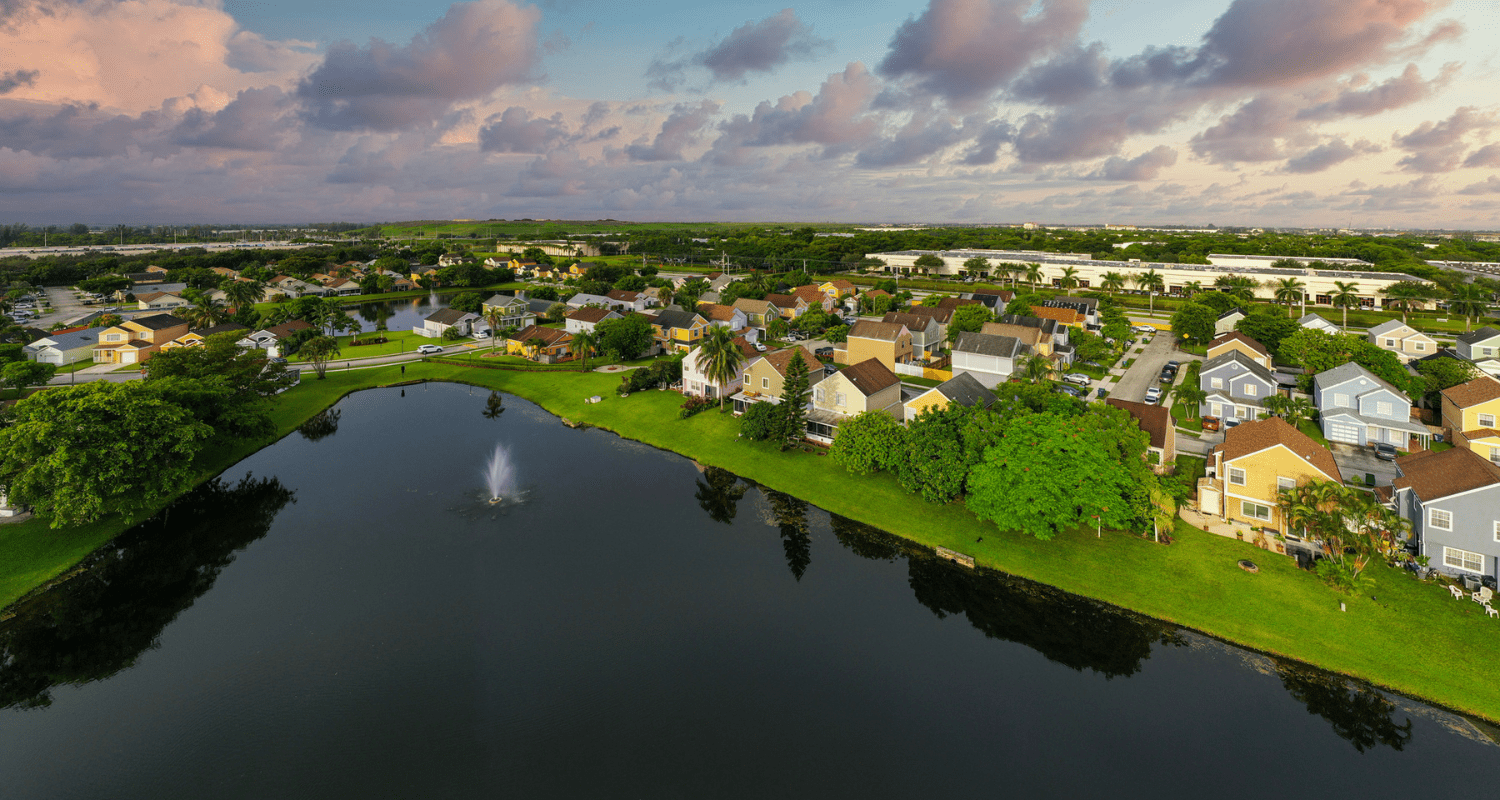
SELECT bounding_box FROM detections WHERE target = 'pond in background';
[0,382,1496,799]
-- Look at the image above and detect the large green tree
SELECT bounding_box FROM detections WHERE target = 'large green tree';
[143,332,286,436]
[2,360,55,397]
[899,403,979,503]
[1235,311,1300,359]
[946,303,993,342]
[595,313,655,360]
[1170,302,1217,346]
[829,410,908,475]
[0,382,214,527]
[776,350,810,449]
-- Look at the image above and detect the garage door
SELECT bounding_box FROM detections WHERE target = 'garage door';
[1326,421,1361,444]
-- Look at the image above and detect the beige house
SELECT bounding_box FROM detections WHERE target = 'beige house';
[982,320,1051,357]
[904,372,996,419]
[732,346,823,415]
[1198,417,1342,540]
[1205,331,1272,368]
[844,320,913,370]
[808,359,902,443]
[1368,320,1437,363]
[1440,375,1500,464]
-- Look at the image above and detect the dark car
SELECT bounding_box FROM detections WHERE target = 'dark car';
[1166,360,1180,369]
[814,346,834,357]
[1373,442,1398,462]
[1056,385,1086,398]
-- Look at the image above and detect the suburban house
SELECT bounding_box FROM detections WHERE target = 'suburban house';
[409,267,440,285]
[903,372,996,419]
[881,312,943,357]
[1367,320,1437,362]
[706,273,734,293]
[324,278,362,296]
[239,319,316,354]
[1198,349,1278,424]
[1440,375,1500,464]
[732,346,825,415]
[936,296,981,312]
[681,338,759,401]
[807,358,903,443]
[1215,308,1247,335]
[91,314,191,365]
[1029,304,1085,328]
[1042,296,1099,327]
[819,279,857,299]
[697,302,749,331]
[565,292,618,310]
[1199,417,1343,541]
[564,306,623,334]
[792,285,835,313]
[844,320,914,370]
[480,294,539,330]
[1206,331,1272,368]
[606,289,656,312]
[1106,398,1176,472]
[135,291,191,311]
[1298,313,1341,333]
[507,325,573,360]
[1313,362,1430,449]
[952,331,1030,388]
[764,293,807,319]
[985,314,1070,362]
[209,266,239,278]
[23,326,104,365]
[437,252,473,267]
[971,288,1015,310]
[161,322,249,351]
[417,308,479,338]
[904,305,954,340]
[651,308,710,352]
[1392,446,1500,581]
[1456,327,1500,377]
[733,298,779,329]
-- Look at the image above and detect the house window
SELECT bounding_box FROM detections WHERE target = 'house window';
[1241,501,1272,521]
[1384,338,1396,347]
[1479,413,1496,429]
[762,377,770,389]
[1494,521,1500,543]
[1211,403,1222,417]
[835,392,846,407]
[107,334,121,342]
[1430,508,1453,531]
[815,388,825,404]
[1376,402,1393,416]
[1483,347,1495,358]
[1490,447,1500,464]
[1211,377,1223,389]
[1334,393,1348,406]
[1228,467,1246,486]
[1443,547,1484,573]
[1415,342,1426,352]
[1277,477,1296,492]
[1244,384,1257,397]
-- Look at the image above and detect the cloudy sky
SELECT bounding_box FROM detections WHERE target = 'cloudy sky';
[0,0,1496,227]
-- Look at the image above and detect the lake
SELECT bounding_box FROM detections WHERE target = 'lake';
[1,382,1497,798]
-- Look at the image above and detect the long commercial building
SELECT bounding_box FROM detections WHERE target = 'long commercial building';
[865,249,1433,310]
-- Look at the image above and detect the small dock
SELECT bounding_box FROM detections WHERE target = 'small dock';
[935,547,975,568]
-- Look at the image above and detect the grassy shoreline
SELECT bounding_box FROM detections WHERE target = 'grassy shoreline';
[4,363,1500,722]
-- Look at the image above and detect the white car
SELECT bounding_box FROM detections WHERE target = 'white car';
[1133,325,1157,334]
[1144,387,1162,404]
[416,344,444,354]
[1063,373,1091,386]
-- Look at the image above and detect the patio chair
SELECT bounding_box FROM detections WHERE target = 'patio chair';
[1475,587,1494,606]
[1487,606,1499,620]
[1449,584,1465,600]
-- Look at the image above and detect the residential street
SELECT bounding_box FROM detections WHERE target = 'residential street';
[1110,330,1176,404]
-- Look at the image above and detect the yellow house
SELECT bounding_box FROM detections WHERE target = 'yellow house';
[734,346,823,413]
[1199,417,1342,537]
[732,298,778,329]
[506,324,573,359]
[1441,375,1500,464]
[409,267,440,285]
[903,372,996,419]
[1206,331,1271,368]
[764,293,807,320]
[819,280,857,299]
[845,320,913,370]
[981,320,1051,357]
[807,359,902,443]
[160,323,249,351]
[650,309,709,352]
[92,314,191,364]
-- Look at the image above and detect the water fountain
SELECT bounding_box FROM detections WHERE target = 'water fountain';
[484,443,516,504]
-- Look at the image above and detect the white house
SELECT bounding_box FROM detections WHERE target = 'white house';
[23,326,105,365]
[416,308,479,338]
[682,338,757,401]
[951,331,1030,389]
[564,306,623,334]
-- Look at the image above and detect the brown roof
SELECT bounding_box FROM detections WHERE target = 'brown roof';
[865,289,891,298]
[840,358,900,396]
[936,296,980,310]
[972,288,1015,301]
[905,306,953,324]
[882,311,934,331]
[1214,417,1342,482]
[566,306,618,324]
[1029,305,1083,325]
[1393,446,1500,501]
[764,293,800,309]
[135,291,182,302]
[760,346,820,377]
[1208,331,1270,358]
[981,321,1044,347]
[513,325,572,347]
[732,298,776,314]
[606,289,640,302]
[265,319,314,338]
[697,302,740,322]
[1105,398,1171,450]
[1462,428,1500,440]
[732,336,758,358]
[1441,375,1500,409]
[792,285,827,304]
[848,320,907,342]
[826,280,856,290]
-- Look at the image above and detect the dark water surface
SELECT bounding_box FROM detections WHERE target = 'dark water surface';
[2,383,1497,799]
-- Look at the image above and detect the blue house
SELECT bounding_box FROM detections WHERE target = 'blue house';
[1312,362,1430,449]
[1199,350,1277,423]
[1393,447,1500,581]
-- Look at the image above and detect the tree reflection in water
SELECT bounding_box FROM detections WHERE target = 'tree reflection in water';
[826,513,1421,752]
[482,392,505,420]
[0,475,295,710]
[298,408,341,441]
[764,490,811,582]
[694,467,746,525]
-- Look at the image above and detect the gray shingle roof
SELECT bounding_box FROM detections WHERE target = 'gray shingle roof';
[1313,361,1407,400]
[1457,326,1500,345]
[653,309,704,330]
[27,326,104,351]
[933,372,996,408]
[1199,349,1275,384]
[953,331,1027,358]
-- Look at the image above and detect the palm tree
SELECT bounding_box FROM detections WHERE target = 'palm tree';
[300,335,341,379]
[1272,276,1306,318]
[1171,382,1207,420]
[183,296,227,329]
[1380,281,1434,324]
[485,307,506,353]
[1330,280,1361,329]
[1282,396,1314,429]
[698,325,747,410]
[1059,266,1080,290]
[1180,280,1202,298]
[525,336,549,360]
[1215,274,1259,302]
[1448,282,1490,332]
[1024,263,1043,289]
[572,329,599,371]
[1133,270,1164,313]
[1101,272,1126,296]
[222,279,266,313]
[1015,351,1055,384]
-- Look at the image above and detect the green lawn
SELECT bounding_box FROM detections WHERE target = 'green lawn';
[1170,399,1205,432]
[289,330,451,362]
[8,363,1500,721]
[1297,419,1332,448]
[900,376,943,388]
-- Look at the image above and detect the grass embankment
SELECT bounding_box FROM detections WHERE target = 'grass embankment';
[289,330,440,362]
[6,364,1500,721]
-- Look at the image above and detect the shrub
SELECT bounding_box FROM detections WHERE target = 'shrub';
[679,395,712,419]
[739,402,779,440]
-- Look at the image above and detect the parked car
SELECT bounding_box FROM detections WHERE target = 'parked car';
[1372,442,1398,462]
[1201,416,1221,431]
[1056,385,1086,398]
[814,346,834,357]
[1158,368,1177,384]
[754,343,768,352]
[1063,373,1091,386]
[1133,325,1157,334]
[1166,360,1180,369]
[416,344,444,354]
[1144,387,1162,404]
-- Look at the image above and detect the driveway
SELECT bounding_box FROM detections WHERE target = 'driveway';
[1111,331,1177,403]
[1328,442,1400,486]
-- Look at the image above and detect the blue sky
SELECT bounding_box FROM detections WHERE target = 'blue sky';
[0,0,1496,227]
